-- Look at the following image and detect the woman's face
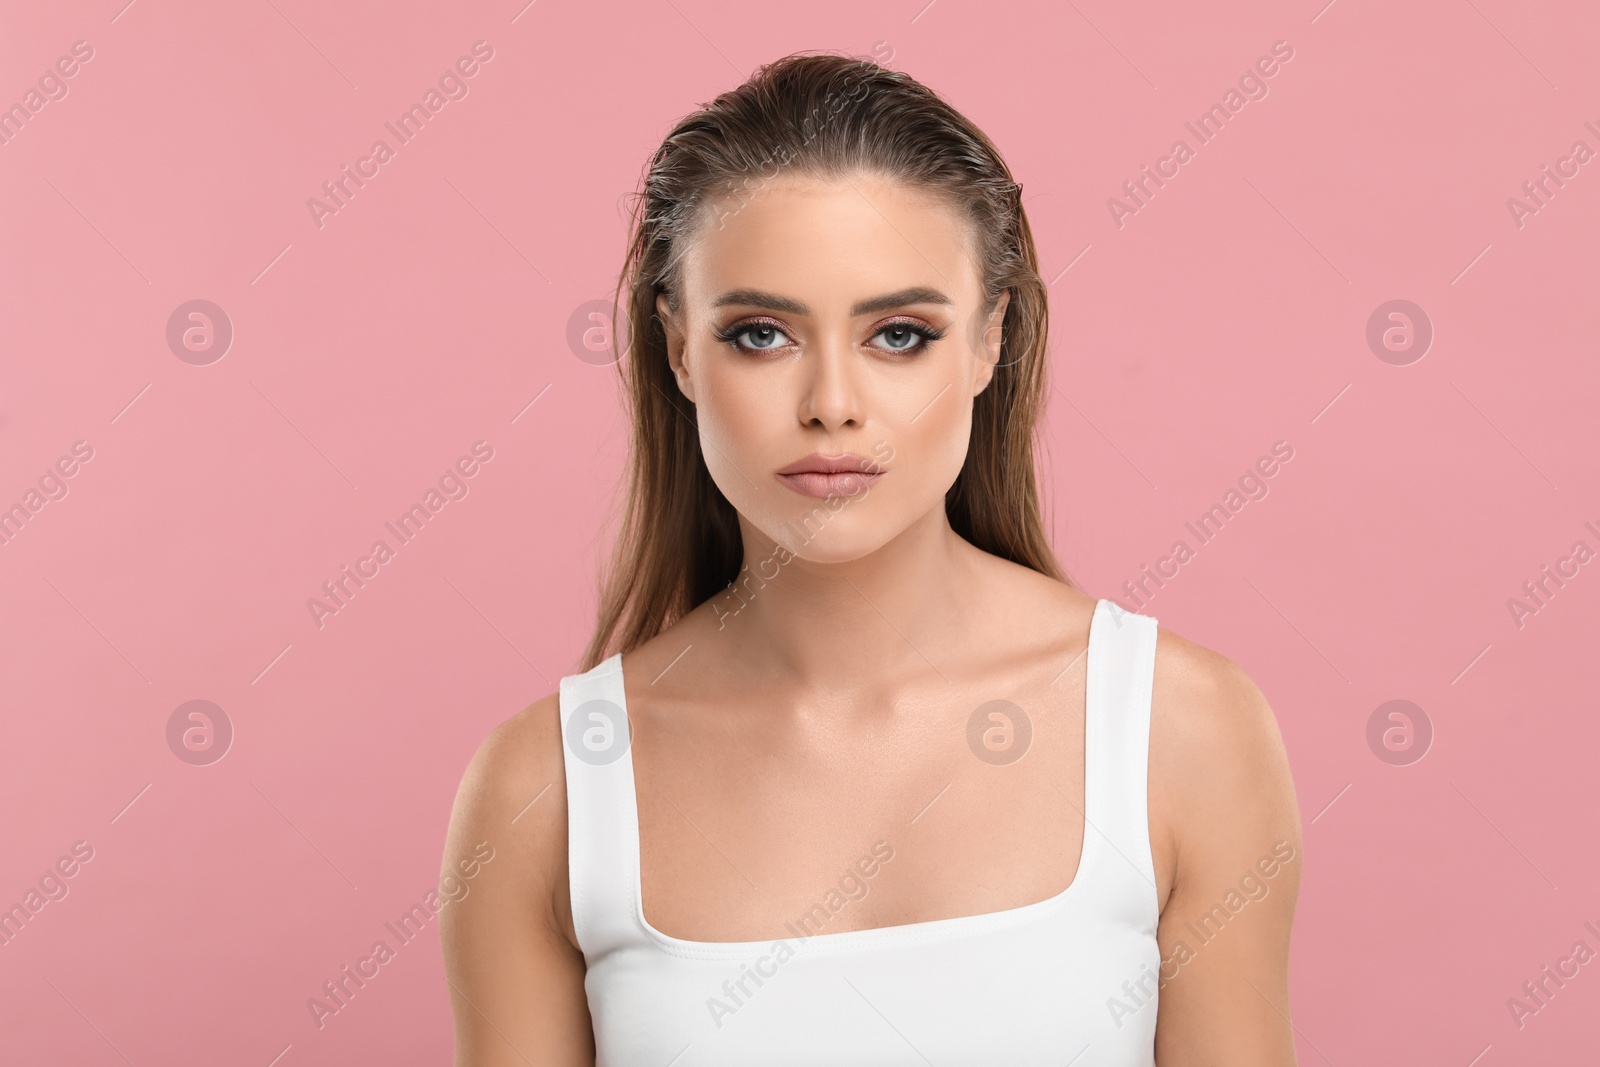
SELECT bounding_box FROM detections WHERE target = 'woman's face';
[656,171,1009,564]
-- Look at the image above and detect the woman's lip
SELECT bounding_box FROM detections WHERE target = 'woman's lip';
[775,470,883,499]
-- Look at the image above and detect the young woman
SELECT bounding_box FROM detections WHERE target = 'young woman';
[441,51,1302,1066]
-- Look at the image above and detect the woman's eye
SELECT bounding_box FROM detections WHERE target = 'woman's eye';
[875,325,921,352]
[721,322,792,352]
[718,319,942,355]
[871,322,941,355]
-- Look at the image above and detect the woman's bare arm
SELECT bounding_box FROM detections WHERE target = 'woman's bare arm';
[1150,631,1304,1066]
[440,693,595,1066]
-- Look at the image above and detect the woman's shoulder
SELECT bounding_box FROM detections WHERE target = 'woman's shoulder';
[1146,621,1291,793]
[450,689,570,836]
[1145,617,1302,903]
[975,566,1292,805]
[445,689,574,933]
[441,690,594,1052]
[458,689,568,812]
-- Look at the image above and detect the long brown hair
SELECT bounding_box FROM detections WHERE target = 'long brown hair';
[580,50,1070,671]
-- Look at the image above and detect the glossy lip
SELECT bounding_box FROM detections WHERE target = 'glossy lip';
[775,452,879,475]
[774,452,885,499]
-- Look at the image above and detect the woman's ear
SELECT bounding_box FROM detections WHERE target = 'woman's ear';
[973,289,1011,395]
[656,292,695,402]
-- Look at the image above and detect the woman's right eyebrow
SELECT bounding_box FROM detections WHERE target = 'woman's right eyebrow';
[712,288,809,314]
[711,286,953,316]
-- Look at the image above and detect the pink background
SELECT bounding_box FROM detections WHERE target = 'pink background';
[3,0,1597,1063]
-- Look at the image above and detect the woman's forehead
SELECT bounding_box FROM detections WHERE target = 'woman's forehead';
[680,175,982,309]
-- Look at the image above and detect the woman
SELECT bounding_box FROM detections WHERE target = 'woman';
[441,51,1302,1066]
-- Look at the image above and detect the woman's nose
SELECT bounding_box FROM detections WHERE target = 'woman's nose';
[797,333,866,428]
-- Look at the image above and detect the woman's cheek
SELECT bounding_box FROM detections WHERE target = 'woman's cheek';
[901,411,970,499]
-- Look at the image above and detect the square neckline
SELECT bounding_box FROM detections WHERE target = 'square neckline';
[606,598,1118,958]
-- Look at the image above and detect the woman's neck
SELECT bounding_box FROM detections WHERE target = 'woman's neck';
[705,506,984,692]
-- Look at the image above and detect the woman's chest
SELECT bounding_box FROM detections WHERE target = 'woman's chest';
[629,681,1097,943]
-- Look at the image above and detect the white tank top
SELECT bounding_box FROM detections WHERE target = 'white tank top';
[558,598,1162,1066]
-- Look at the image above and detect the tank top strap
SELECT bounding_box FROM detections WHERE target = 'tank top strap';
[1082,598,1161,915]
[558,652,644,957]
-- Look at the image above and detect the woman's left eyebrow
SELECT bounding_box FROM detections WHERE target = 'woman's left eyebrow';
[851,287,953,316]
[710,286,953,316]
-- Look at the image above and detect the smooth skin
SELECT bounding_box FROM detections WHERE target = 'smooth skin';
[441,172,1302,1065]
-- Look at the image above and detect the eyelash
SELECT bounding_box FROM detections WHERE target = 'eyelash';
[715,316,946,357]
